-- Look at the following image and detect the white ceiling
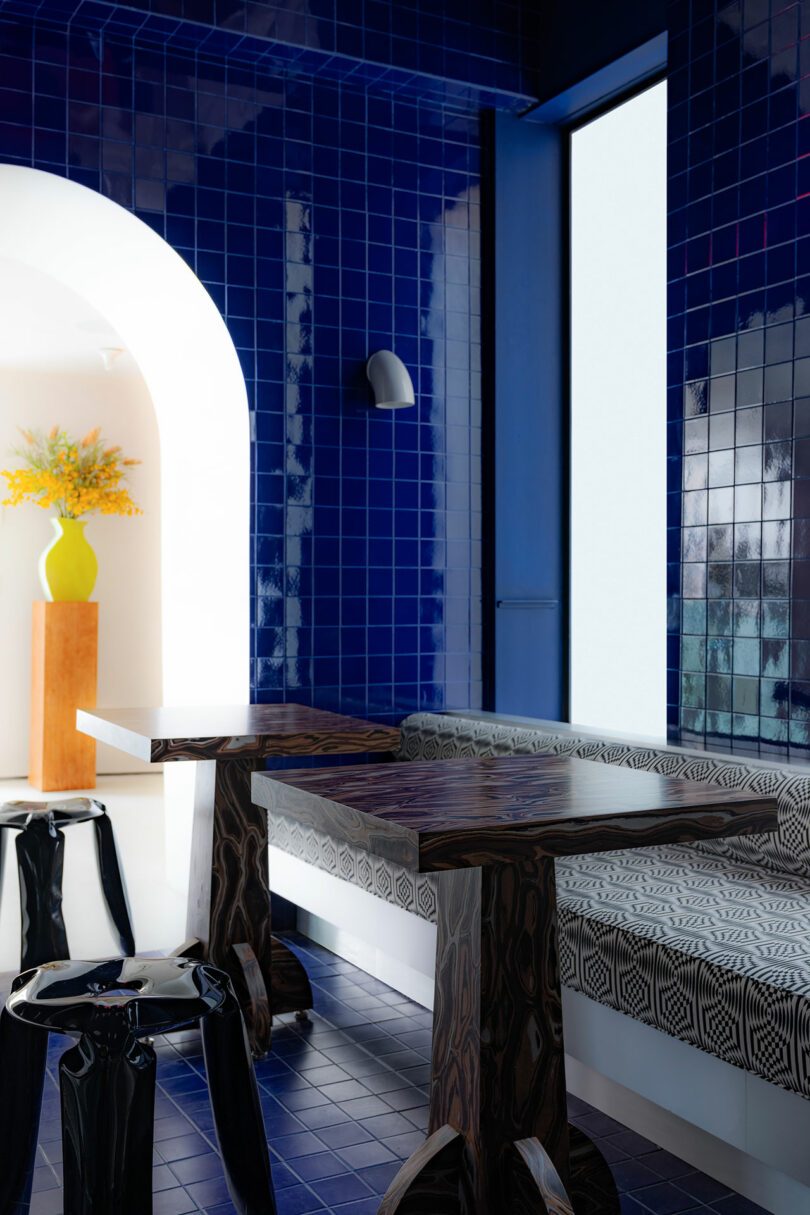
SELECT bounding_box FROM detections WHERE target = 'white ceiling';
[0,258,138,376]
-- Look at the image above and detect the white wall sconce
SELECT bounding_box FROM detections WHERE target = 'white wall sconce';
[366,349,415,410]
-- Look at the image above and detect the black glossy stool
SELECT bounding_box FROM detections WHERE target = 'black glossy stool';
[2,956,277,1215]
[0,797,135,969]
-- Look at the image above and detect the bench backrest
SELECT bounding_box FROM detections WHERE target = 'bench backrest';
[397,712,810,878]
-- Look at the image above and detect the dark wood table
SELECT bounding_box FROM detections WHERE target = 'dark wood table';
[76,704,400,1056]
[252,754,778,1215]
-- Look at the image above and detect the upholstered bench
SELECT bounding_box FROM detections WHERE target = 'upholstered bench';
[269,710,810,1096]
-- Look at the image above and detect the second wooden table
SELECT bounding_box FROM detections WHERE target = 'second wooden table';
[77,703,400,1056]
[253,753,778,1215]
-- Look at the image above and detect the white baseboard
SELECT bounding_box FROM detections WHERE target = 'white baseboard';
[562,987,810,1215]
[298,910,436,1008]
[565,1052,810,1215]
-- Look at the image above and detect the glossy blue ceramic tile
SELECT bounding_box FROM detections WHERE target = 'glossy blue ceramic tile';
[669,0,810,753]
[0,0,538,111]
[0,0,495,725]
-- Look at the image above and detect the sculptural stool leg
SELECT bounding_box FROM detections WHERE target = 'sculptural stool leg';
[15,817,69,970]
[0,1008,48,1212]
[60,1032,155,1215]
[201,987,278,1214]
[92,812,136,956]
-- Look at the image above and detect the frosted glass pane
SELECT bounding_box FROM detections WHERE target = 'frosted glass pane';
[570,81,667,737]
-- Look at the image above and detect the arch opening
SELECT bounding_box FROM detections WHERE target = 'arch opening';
[0,165,250,713]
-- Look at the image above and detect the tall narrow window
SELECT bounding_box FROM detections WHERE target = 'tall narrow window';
[570,80,667,737]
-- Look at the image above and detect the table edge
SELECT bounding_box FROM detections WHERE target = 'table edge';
[252,767,779,872]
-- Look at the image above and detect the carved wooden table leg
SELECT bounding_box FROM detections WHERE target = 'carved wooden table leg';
[377,1125,465,1214]
[185,758,313,1056]
[567,1126,620,1214]
[379,860,619,1215]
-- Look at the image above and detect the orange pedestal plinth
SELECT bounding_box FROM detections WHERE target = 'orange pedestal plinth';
[29,601,98,792]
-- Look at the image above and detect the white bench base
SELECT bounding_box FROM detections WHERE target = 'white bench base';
[269,843,436,1008]
[564,988,810,1215]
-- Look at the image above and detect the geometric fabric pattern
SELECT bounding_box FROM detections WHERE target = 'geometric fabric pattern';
[268,711,810,1097]
[557,844,810,1099]
[268,812,439,924]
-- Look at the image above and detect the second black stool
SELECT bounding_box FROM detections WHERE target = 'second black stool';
[0,797,135,969]
[2,956,277,1215]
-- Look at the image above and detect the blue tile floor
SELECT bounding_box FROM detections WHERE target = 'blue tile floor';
[20,933,766,1215]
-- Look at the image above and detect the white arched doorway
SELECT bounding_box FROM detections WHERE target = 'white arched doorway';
[0,166,250,922]
[0,165,250,709]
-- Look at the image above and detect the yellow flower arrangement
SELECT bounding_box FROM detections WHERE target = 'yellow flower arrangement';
[2,426,142,518]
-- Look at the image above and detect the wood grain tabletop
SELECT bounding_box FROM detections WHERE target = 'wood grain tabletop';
[76,704,400,763]
[252,754,779,871]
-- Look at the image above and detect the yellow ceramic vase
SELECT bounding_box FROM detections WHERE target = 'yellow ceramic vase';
[38,518,98,602]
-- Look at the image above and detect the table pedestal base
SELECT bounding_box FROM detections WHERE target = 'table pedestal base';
[378,860,619,1215]
[379,1123,617,1214]
[185,758,313,1056]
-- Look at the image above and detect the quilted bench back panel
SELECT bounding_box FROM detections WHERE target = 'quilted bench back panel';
[397,713,810,878]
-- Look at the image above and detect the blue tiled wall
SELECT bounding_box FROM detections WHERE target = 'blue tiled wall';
[0,4,510,723]
[0,0,539,103]
[668,0,810,752]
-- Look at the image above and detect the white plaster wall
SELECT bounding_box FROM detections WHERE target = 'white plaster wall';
[0,366,162,777]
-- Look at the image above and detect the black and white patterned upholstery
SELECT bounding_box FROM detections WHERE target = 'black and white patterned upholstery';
[269,811,439,922]
[556,845,810,1097]
[266,710,810,1098]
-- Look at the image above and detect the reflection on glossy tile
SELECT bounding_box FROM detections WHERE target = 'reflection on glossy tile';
[707,563,732,598]
[681,636,706,672]
[763,520,791,559]
[707,602,732,639]
[732,676,758,716]
[684,417,709,454]
[684,453,708,490]
[732,639,759,677]
[681,672,705,709]
[733,598,760,636]
[761,677,789,719]
[762,562,790,598]
[683,526,708,562]
[708,487,734,524]
[670,1,810,752]
[762,639,789,679]
[683,564,707,599]
[708,449,734,487]
[734,522,761,560]
[707,637,732,673]
[683,599,707,635]
[733,564,759,599]
[706,672,731,711]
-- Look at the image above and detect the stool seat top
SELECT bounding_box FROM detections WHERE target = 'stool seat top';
[0,797,104,829]
[7,957,228,1037]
